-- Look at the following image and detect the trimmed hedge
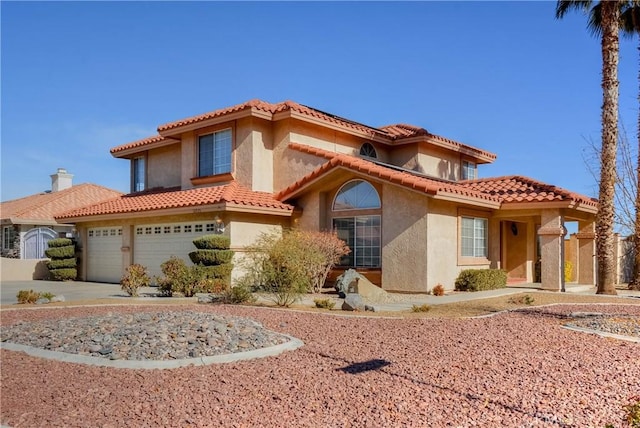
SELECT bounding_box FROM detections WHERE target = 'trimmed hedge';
[199,264,234,279]
[47,258,77,270]
[192,235,231,250]
[47,238,73,248]
[50,268,77,281]
[45,245,75,259]
[454,269,507,292]
[188,249,234,266]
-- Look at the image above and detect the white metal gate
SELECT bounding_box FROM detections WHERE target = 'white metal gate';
[23,227,57,259]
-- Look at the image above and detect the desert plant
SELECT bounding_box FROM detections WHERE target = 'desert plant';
[156,256,190,296]
[40,292,56,301]
[120,264,151,297]
[454,269,507,292]
[507,294,535,305]
[624,395,640,428]
[17,289,40,304]
[411,303,431,313]
[223,283,256,304]
[301,230,350,293]
[432,284,445,296]
[313,298,336,310]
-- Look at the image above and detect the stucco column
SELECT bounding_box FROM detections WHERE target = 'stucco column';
[575,220,596,286]
[121,224,133,272]
[538,209,565,291]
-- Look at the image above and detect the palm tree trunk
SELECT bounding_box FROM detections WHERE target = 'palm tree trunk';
[633,34,640,291]
[596,1,620,295]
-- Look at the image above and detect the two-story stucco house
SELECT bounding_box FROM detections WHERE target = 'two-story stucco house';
[57,99,598,291]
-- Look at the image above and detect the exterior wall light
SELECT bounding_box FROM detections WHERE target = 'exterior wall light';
[214,215,225,234]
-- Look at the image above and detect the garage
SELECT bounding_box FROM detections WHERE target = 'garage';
[86,227,123,283]
[134,221,219,279]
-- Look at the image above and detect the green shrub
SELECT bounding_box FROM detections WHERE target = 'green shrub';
[188,249,234,266]
[47,258,77,270]
[454,269,507,292]
[157,257,190,297]
[50,268,77,281]
[47,238,73,248]
[45,245,75,259]
[17,289,40,304]
[411,304,431,313]
[313,298,336,310]
[121,264,151,297]
[624,395,640,428]
[157,257,232,297]
[40,292,56,301]
[223,284,256,304]
[192,235,231,250]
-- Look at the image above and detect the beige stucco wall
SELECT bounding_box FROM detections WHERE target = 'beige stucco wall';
[234,117,274,193]
[0,257,50,281]
[417,147,461,181]
[381,184,429,292]
[147,144,181,189]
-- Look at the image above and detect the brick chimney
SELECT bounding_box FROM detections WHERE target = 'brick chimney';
[50,168,73,192]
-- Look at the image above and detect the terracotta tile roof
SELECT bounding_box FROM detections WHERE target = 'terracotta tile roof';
[277,143,500,205]
[460,176,598,207]
[55,181,294,220]
[110,135,171,156]
[1,184,123,223]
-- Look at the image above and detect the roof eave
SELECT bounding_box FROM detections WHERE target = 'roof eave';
[500,200,598,214]
[157,108,273,138]
[433,193,501,209]
[111,137,181,158]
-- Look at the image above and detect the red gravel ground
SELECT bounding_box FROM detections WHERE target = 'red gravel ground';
[2,304,639,427]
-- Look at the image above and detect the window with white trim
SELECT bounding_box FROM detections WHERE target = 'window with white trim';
[198,129,232,177]
[133,156,145,192]
[461,160,477,180]
[461,216,488,258]
[332,180,382,268]
[3,226,16,250]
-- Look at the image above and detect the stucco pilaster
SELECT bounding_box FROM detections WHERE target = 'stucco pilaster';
[121,224,133,271]
[576,220,596,286]
[488,218,500,269]
[538,209,565,291]
[181,132,196,189]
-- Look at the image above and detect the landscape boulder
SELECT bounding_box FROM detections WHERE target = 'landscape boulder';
[342,293,365,311]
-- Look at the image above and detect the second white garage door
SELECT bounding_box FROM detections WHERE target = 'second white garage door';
[133,221,220,279]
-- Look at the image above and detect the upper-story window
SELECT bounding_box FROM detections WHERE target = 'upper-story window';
[133,156,145,192]
[198,129,232,177]
[359,142,377,158]
[462,160,477,180]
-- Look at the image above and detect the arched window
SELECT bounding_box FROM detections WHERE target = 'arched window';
[359,143,377,158]
[333,180,381,211]
[332,180,381,268]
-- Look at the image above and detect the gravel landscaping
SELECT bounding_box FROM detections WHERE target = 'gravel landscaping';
[1,302,639,427]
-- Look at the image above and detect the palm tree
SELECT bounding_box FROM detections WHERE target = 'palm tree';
[556,1,621,294]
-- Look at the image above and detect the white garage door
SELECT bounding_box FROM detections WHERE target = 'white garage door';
[134,221,220,279]
[87,227,123,283]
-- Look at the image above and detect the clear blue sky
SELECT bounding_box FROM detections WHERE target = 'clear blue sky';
[1,1,637,204]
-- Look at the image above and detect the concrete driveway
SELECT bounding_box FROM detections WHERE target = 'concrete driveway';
[0,280,162,305]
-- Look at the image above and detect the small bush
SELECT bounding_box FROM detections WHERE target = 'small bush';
[624,395,640,428]
[47,258,77,270]
[314,298,336,310]
[411,304,431,313]
[47,238,73,248]
[17,289,40,304]
[45,245,75,259]
[188,249,234,266]
[120,264,151,297]
[454,269,507,292]
[40,292,56,301]
[507,294,535,305]
[432,284,445,296]
[192,235,231,250]
[50,268,77,281]
[223,284,256,304]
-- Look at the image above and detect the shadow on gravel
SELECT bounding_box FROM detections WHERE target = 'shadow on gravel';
[312,349,569,426]
[337,358,391,374]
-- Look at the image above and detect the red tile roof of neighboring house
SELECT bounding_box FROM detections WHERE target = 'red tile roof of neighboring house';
[1,184,123,224]
[277,143,500,206]
[460,176,598,208]
[55,181,294,220]
[110,99,496,162]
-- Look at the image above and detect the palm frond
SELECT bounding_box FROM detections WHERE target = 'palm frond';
[555,0,594,19]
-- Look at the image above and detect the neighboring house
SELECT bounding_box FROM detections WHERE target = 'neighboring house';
[1,169,122,259]
[57,99,597,291]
